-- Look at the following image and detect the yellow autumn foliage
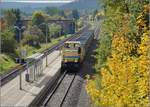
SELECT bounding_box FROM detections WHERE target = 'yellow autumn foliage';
[86,4,150,107]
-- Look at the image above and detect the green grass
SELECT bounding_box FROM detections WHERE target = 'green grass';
[26,35,70,56]
[0,54,18,75]
[0,35,71,74]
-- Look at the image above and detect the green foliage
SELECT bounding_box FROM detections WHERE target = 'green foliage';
[24,25,44,44]
[99,0,149,16]
[38,24,50,42]
[86,0,150,106]
[60,10,66,18]
[0,54,17,74]
[95,0,149,76]
[13,9,21,21]
[1,9,17,26]
[72,9,79,20]
[23,35,67,56]
[22,34,40,47]
[45,7,61,16]
[1,29,17,53]
[95,32,112,71]
[1,8,21,27]
[77,18,84,29]
[0,34,69,73]
[49,23,61,38]
[93,9,98,19]
[31,11,51,43]
[32,11,45,26]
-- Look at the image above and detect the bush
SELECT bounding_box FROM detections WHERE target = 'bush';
[1,29,17,53]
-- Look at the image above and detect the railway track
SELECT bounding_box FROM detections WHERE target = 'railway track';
[29,70,77,107]
[0,25,89,86]
[43,71,76,107]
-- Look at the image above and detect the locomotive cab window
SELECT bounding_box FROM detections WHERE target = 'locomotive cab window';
[64,43,70,48]
[64,42,80,49]
[78,47,81,54]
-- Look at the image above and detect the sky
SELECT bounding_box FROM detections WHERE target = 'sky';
[1,0,75,3]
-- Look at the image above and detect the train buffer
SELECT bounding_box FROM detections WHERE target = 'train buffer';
[1,50,61,106]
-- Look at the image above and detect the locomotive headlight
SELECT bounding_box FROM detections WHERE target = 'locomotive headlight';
[65,59,68,62]
[75,59,78,62]
[64,59,67,62]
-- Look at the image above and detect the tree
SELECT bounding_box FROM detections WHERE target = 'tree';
[93,9,98,20]
[45,7,61,16]
[60,10,66,18]
[1,9,17,27]
[1,29,17,53]
[14,9,21,21]
[49,23,62,39]
[0,17,7,31]
[86,1,150,106]
[22,34,39,47]
[23,25,42,45]
[72,9,79,20]
[99,0,149,16]
[22,26,42,46]
[31,11,50,43]
[32,11,45,26]
[1,8,22,27]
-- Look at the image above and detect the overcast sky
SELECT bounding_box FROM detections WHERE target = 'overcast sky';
[1,0,75,3]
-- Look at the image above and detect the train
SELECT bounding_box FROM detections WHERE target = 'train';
[61,30,94,70]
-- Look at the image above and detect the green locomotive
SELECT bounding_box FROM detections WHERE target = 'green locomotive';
[61,31,94,70]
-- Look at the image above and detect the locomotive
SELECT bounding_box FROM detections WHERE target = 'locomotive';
[61,30,94,70]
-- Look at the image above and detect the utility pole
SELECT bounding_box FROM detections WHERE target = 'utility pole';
[33,23,48,67]
[45,24,48,67]
[19,29,22,90]
[14,26,25,90]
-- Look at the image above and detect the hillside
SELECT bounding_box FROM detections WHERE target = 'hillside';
[0,2,64,14]
[0,0,101,14]
[62,0,100,10]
